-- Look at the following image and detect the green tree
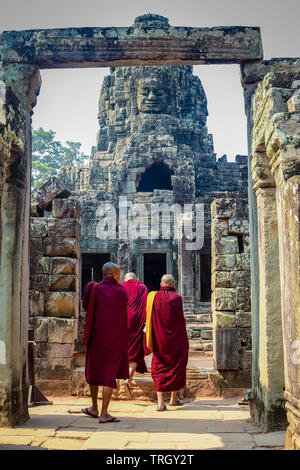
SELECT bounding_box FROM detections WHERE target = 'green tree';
[31,127,89,190]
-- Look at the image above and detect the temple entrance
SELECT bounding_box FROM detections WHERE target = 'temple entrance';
[137,161,173,192]
[143,253,167,291]
[81,252,110,295]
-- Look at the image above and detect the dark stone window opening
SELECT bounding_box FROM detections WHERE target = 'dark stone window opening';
[144,252,167,291]
[237,234,244,253]
[200,253,211,302]
[81,253,110,296]
[137,161,173,192]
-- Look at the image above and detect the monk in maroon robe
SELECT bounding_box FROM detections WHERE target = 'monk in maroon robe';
[150,274,189,411]
[81,262,128,423]
[120,272,150,397]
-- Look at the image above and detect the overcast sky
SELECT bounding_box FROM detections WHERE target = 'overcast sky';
[1,0,300,160]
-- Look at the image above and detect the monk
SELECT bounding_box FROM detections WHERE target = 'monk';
[81,262,129,423]
[120,272,150,397]
[147,274,189,411]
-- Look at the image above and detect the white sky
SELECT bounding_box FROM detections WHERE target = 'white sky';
[1,0,300,160]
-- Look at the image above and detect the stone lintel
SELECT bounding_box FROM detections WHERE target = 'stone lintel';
[0,24,263,68]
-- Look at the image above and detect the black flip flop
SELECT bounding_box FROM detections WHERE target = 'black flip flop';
[99,416,121,423]
[156,404,167,411]
[169,399,184,406]
[81,407,99,418]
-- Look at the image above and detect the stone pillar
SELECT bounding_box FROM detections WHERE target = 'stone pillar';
[247,71,300,441]
[117,240,132,280]
[252,181,285,429]
[29,198,80,396]
[211,196,252,395]
[275,169,300,449]
[178,235,195,314]
[0,63,41,426]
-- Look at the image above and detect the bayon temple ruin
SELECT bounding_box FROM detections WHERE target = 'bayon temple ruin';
[0,13,299,450]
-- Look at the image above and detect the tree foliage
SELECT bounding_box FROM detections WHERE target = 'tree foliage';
[31,127,88,190]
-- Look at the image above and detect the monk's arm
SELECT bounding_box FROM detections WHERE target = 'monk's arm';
[82,281,95,311]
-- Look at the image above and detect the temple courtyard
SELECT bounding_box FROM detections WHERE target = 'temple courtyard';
[0,396,285,451]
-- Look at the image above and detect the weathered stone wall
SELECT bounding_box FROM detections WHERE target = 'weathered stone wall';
[29,198,80,396]
[0,63,40,426]
[241,59,300,441]
[211,194,252,392]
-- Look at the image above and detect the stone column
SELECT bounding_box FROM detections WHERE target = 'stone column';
[252,181,285,429]
[275,167,300,449]
[0,63,40,426]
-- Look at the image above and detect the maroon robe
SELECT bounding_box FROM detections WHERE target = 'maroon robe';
[119,280,150,374]
[151,286,189,392]
[82,277,129,388]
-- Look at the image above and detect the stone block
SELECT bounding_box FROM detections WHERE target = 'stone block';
[44,292,77,317]
[29,290,44,316]
[52,199,80,219]
[35,357,74,380]
[49,257,78,275]
[212,254,243,272]
[211,218,228,238]
[212,271,231,289]
[212,288,236,311]
[30,218,48,237]
[211,198,236,219]
[239,348,252,369]
[236,286,251,310]
[239,328,252,350]
[230,271,250,287]
[34,317,75,343]
[35,342,74,359]
[35,176,72,209]
[236,311,251,327]
[43,237,80,258]
[49,275,77,291]
[30,203,44,217]
[212,236,239,255]
[201,329,212,340]
[30,274,49,292]
[228,218,249,235]
[30,238,43,273]
[213,328,240,369]
[213,312,236,328]
[47,218,80,238]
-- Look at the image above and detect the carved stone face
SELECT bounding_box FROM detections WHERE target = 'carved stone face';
[137,78,168,114]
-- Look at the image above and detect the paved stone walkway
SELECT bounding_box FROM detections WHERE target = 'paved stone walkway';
[0,397,286,450]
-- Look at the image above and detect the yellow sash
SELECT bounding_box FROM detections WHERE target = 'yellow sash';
[146,291,158,350]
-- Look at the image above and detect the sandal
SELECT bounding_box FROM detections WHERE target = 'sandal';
[99,416,121,423]
[169,398,184,406]
[156,404,167,411]
[81,407,99,418]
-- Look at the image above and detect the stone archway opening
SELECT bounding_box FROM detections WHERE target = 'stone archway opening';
[2,12,299,450]
[137,162,173,192]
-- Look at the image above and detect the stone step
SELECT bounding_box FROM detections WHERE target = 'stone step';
[71,366,235,400]
[196,313,212,323]
[189,339,213,352]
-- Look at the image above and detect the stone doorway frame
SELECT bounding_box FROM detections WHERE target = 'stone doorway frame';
[0,13,299,448]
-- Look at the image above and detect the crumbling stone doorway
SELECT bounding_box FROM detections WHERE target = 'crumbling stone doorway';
[143,253,167,291]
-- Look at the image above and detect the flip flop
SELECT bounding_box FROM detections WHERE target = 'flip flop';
[124,381,133,399]
[99,416,121,423]
[169,399,184,406]
[81,407,99,418]
[156,404,167,411]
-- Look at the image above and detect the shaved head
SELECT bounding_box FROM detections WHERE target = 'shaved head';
[102,262,120,281]
[124,272,137,281]
[161,274,175,287]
